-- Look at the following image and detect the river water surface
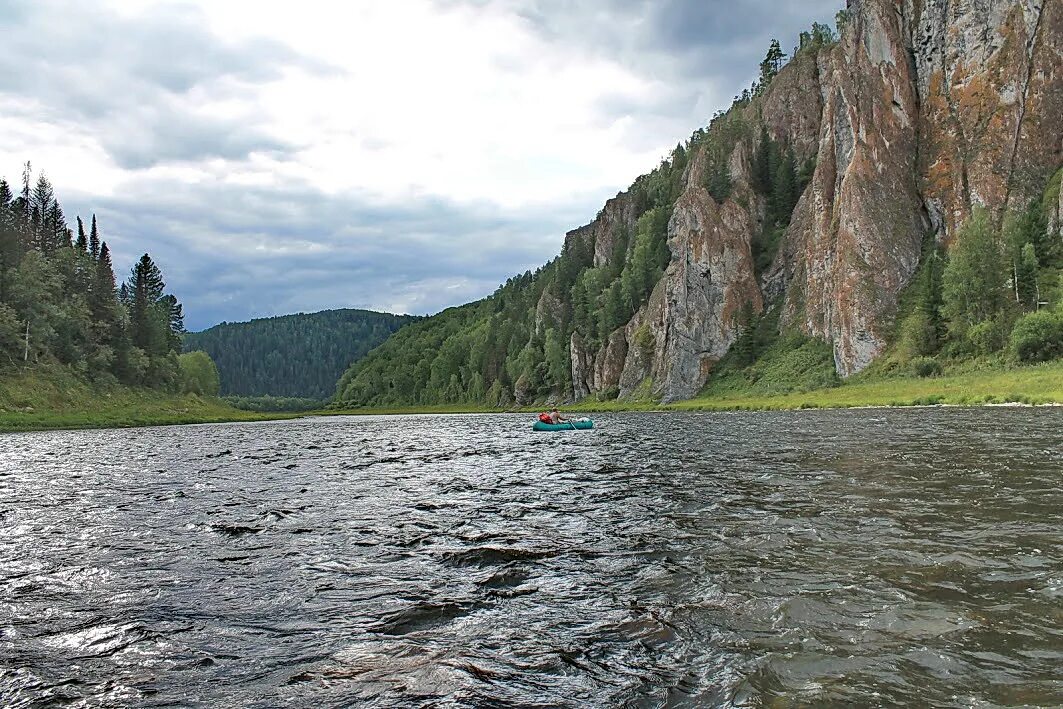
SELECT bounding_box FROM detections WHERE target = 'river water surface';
[1,409,1061,707]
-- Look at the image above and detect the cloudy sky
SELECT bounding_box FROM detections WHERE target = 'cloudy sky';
[0,0,839,330]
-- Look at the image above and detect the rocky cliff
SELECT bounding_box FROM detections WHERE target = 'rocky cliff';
[569,0,1061,399]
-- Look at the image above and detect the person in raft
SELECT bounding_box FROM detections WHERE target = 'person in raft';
[538,408,568,425]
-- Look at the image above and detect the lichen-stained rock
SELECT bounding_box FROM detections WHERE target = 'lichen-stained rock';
[645,147,764,402]
[534,288,562,336]
[593,327,628,393]
[569,333,592,402]
[781,0,926,376]
[563,192,641,269]
[617,306,650,397]
[911,0,1063,240]
[758,48,826,162]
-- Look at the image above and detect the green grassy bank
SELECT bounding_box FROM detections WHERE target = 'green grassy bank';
[4,359,1060,433]
[325,360,1063,417]
[0,368,293,433]
[668,359,1063,411]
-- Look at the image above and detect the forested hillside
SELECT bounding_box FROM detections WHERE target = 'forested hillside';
[0,163,205,393]
[185,309,416,399]
[336,0,1063,408]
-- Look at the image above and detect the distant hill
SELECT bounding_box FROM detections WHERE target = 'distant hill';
[184,309,417,399]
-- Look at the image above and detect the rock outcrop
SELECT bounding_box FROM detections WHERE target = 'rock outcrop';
[640,146,764,401]
[780,0,927,375]
[563,193,640,268]
[912,0,1063,240]
[607,0,1061,390]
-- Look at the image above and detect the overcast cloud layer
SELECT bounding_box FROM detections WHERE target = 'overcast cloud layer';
[0,0,839,330]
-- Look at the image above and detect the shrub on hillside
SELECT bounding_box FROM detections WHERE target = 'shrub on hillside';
[909,356,942,377]
[1009,310,1063,363]
[179,351,221,396]
[967,319,1007,355]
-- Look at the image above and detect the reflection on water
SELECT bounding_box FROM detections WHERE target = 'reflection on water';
[1,409,1060,707]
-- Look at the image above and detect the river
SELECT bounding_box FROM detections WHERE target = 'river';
[1,409,1060,707]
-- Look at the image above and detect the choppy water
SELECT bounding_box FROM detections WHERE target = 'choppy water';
[1,409,1061,707]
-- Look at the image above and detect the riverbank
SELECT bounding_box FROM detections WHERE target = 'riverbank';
[327,360,1063,416]
[4,360,1061,432]
[571,359,1063,412]
[0,369,292,433]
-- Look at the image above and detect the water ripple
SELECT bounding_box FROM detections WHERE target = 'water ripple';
[0,409,1061,707]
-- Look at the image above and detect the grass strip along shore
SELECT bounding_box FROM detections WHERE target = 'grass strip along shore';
[2,360,1060,432]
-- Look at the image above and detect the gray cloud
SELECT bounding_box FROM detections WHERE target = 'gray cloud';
[0,0,328,168]
[60,176,599,330]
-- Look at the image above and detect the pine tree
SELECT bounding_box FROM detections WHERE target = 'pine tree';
[75,216,87,251]
[129,253,167,353]
[771,147,798,225]
[94,243,117,311]
[31,174,56,251]
[48,201,71,249]
[89,214,100,260]
[0,179,15,303]
[759,39,786,89]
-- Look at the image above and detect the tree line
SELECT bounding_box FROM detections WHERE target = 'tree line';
[0,163,212,393]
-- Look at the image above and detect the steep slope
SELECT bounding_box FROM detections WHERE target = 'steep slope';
[337,0,1062,408]
[185,309,415,399]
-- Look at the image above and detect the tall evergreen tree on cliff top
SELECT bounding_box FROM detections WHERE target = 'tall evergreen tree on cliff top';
[75,216,87,251]
[89,214,100,260]
[129,253,167,354]
[759,39,786,88]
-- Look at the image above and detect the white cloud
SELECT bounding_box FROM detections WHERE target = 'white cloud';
[0,0,841,329]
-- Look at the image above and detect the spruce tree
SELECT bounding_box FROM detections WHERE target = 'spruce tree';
[942,209,1007,337]
[0,180,14,303]
[94,243,117,311]
[129,253,167,353]
[75,216,87,251]
[89,214,100,260]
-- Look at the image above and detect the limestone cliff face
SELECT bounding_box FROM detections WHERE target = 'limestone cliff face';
[780,0,927,375]
[568,0,1060,401]
[641,146,764,402]
[912,0,1063,238]
[564,193,640,268]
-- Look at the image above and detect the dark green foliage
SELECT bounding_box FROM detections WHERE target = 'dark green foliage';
[797,22,837,54]
[184,309,415,399]
[759,39,786,89]
[700,305,839,397]
[0,164,185,389]
[888,171,1063,369]
[942,209,1009,338]
[909,356,942,377]
[894,236,946,359]
[1009,309,1063,363]
[750,130,808,274]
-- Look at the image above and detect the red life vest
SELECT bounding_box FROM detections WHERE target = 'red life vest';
[538,412,553,423]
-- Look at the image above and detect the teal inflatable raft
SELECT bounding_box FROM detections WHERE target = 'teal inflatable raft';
[532,419,593,431]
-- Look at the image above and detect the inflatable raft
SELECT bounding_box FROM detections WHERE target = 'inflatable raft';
[532,419,593,431]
